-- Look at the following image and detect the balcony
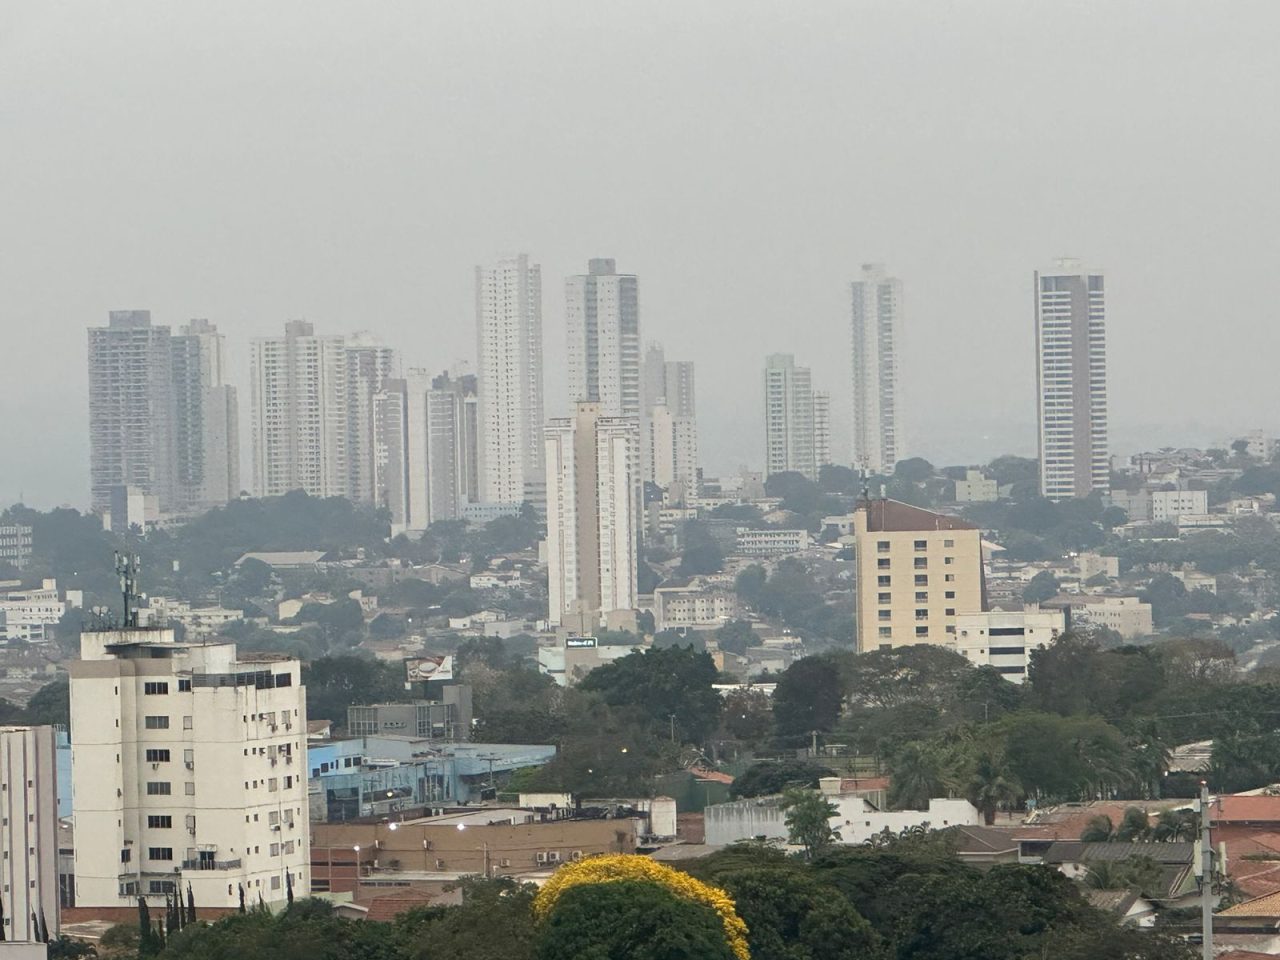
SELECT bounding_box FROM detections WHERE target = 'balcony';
[181,858,242,871]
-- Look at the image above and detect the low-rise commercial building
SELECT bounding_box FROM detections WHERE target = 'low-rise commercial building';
[651,579,738,631]
[347,688,473,742]
[734,528,810,556]
[953,607,1067,683]
[954,470,998,503]
[0,524,33,570]
[0,580,66,643]
[1074,596,1154,639]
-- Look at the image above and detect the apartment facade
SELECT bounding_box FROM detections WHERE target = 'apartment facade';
[953,608,1067,683]
[427,372,480,524]
[345,334,399,507]
[850,263,902,475]
[640,343,698,498]
[566,259,641,419]
[0,523,33,570]
[249,321,350,499]
[545,403,640,631]
[763,353,817,480]
[0,725,60,942]
[853,500,985,652]
[372,379,410,531]
[0,580,67,643]
[476,255,544,507]
[68,629,309,909]
[1035,259,1109,500]
[170,319,240,512]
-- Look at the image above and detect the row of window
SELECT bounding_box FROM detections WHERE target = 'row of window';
[876,538,956,552]
[877,556,956,569]
[878,590,957,604]
[878,624,957,639]
[876,574,957,587]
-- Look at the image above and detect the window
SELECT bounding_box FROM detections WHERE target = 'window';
[945,591,955,599]
[143,682,169,695]
[144,716,169,730]
[878,627,892,638]
[268,778,278,793]
[270,875,281,890]
[945,625,956,634]
[877,592,891,603]
[913,557,927,569]
[149,880,176,895]
[121,848,131,863]
[146,782,171,796]
[178,678,192,692]
[185,783,196,796]
[147,815,172,829]
[944,556,954,565]
[914,540,927,550]
[877,576,891,587]
[148,847,173,862]
[145,749,170,763]
[914,591,927,602]
[945,608,955,617]
[270,843,280,857]
[915,609,928,620]
[877,540,890,553]
[914,575,928,586]
[284,776,293,789]
[915,626,928,637]
[183,716,193,730]
[944,539,954,548]
[877,558,890,569]
[269,811,280,826]
[944,574,955,582]
[878,610,891,621]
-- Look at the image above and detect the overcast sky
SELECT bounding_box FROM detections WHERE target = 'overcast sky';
[3,1,1279,509]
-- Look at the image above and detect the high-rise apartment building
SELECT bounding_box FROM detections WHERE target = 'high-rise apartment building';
[171,320,240,511]
[345,334,398,507]
[545,403,639,632]
[763,353,817,480]
[1036,259,1109,500]
[639,345,698,500]
[0,725,59,942]
[372,379,410,531]
[88,311,176,512]
[853,499,985,652]
[850,264,902,475]
[249,321,349,499]
[813,391,832,470]
[476,255,544,507]
[68,626,309,909]
[566,259,641,419]
[427,372,480,525]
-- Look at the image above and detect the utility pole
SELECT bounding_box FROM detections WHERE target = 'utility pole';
[1200,781,1214,960]
[669,714,677,745]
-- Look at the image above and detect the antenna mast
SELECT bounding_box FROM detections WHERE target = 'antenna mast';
[115,552,142,629]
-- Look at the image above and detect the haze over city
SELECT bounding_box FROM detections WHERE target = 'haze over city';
[5,1,1280,508]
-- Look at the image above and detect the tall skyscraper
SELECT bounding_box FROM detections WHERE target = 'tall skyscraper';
[639,343,698,500]
[545,403,639,632]
[427,372,480,525]
[850,263,902,475]
[763,353,817,480]
[87,311,176,512]
[249,321,349,499]
[566,259,640,418]
[171,319,240,510]
[813,390,832,470]
[476,255,544,506]
[345,333,399,506]
[1035,258,1109,500]
[0,725,59,942]
[372,379,410,531]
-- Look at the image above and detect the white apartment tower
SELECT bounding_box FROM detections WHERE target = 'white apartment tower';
[426,372,480,525]
[249,321,350,499]
[0,725,59,942]
[850,264,902,475]
[372,379,410,531]
[1035,259,1109,500]
[763,353,817,480]
[566,259,641,418]
[68,627,309,909]
[171,320,240,511]
[87,311,177,512]
[345,334,398,507]
[476,255,544,507]
[813,391,832,471]
[545,403,639,631]
[640,344,698,499]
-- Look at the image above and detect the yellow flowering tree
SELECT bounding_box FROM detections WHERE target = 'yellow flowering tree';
[533,854,750,960]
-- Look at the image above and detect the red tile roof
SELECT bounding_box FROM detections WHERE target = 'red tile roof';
[859,499,975,533]
[362,888,436,922]
[1215,796,1280,824]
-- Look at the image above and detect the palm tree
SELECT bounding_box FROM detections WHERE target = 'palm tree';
[1152,808,1198,843]
[1084,855,1162,896]
[887,742,952,811]
[965,751,1022,825]
[1081,815,1115,843]
[1128,721,1173,798]
[1114,806,1152,842]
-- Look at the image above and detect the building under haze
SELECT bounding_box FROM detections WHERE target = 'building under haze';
[88,311,238,516]
[426,371,480,525]
[566,258,641,419]
[0,725,59,942]
[372,378,410,531]
[1035,259,1109,500]
[640,344,698,499]
[763,353,818,481]
[545,403,639,633]
[853,498,985,652]
[476,255,545,509]
[850,264,902,476]
[68,625,309,910]
[345,333,399,508]
[813,390,832,471]
[249,321,350,499]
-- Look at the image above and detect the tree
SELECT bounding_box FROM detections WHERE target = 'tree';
[676,522,724,576]
[720,689,773,747]
[534,879,735,960]
[886,742,955,811]
[894,458,935,485]
[772,653,847,741]
[734,565,768,608]
[1083,855,1162,895]
[578,646,722,745]
[964,752,1021,825]
[1022,570,1060,604]
[782,788,841,859]
[1080,815,1114,843]
[729,759,835,799]
[301,657,405,727]
[715,619,761,656]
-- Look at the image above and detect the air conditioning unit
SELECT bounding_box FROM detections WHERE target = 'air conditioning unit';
[187,828,196,836]
[499,858,511,868]
[571,850,583,861]
[422,840,433,850]
[150,763,160,770]
[547,851,561,863]
[535,852,548,864]
[435,859,446,870]
[374,840,383,850]
[270,825,281,832]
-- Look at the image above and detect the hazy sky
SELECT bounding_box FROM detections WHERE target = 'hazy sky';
[4,1,1280,509]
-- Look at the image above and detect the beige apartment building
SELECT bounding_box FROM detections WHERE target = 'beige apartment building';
[854,500,985,652]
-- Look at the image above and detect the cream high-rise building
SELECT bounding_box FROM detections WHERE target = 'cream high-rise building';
[476,255,544,507]
[249,321,350,498]
[850,264,902,475]
[171,319,240,512]
[68,627,309,909]
[1035,258,1109,500]
[545,403,639,632]
[345,333,398,507]
[640,344,698,499]
[763,353,817,480]
[566,259,640,418]
[0,725,59,942]
[853,499,985,652]
[426,372,480,524]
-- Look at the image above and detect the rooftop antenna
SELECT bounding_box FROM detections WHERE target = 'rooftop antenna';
[115,551,142,629]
